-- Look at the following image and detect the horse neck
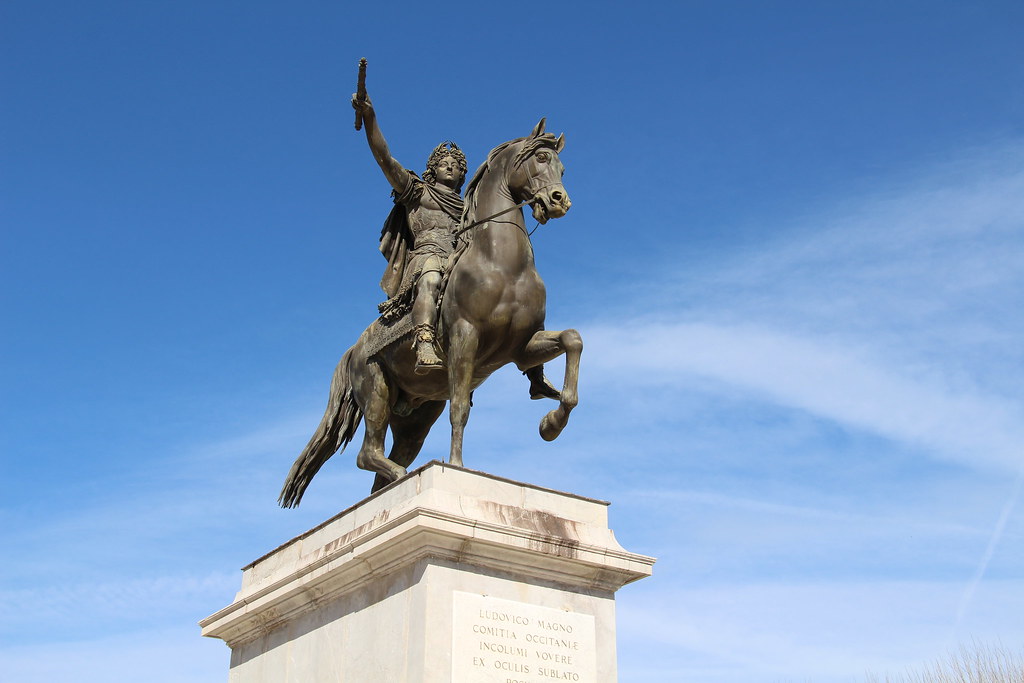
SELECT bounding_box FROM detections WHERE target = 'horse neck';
[463,166,534,268]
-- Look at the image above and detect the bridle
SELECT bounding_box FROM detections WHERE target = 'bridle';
[451,146,562,240]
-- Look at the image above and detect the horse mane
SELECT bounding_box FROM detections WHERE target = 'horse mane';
[461,129,562,227]
[461,138,518,227]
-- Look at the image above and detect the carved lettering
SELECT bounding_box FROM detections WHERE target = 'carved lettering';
[480,609,531,626]
[473,624,519,639]
[536,620,573,633]
[524,633,580,650]
[481,642,528,657]
[453,592,596,682]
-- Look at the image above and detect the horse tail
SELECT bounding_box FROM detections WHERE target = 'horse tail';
[278,347,362,508]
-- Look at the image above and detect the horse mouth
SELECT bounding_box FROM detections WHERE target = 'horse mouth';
[530,188,571,225]
[531,200,550,224]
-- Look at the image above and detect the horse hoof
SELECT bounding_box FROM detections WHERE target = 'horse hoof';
[539,414,562,441]
[387,466,408,485]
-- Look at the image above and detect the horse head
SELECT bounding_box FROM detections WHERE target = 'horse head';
[509,118,571,225]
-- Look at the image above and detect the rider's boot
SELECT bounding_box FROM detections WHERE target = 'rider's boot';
[525,365,560,400]
[414,324,444,374]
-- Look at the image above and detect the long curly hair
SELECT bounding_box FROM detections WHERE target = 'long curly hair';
[422,141,468,193]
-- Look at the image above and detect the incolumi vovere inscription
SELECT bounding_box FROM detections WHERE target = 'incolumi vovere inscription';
[451,591,598,682]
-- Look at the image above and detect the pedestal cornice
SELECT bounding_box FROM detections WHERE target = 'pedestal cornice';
[201,461,654,649]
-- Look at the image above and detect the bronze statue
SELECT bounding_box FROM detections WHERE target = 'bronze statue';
[279,73,577,506]
[356,92,559,399]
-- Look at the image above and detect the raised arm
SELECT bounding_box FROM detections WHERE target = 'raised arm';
[352,94,412,195]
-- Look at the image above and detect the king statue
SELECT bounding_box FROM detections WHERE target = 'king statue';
[351,93,558,398]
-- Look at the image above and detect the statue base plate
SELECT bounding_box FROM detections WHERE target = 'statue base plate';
[200,461,655,682]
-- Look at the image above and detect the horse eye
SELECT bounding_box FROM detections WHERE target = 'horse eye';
[537,152,550,162]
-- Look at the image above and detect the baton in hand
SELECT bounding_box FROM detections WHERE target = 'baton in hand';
[354,58,367,131]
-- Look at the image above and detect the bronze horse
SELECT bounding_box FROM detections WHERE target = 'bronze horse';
[279,120,577,506]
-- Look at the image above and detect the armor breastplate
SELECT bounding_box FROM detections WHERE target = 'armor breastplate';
[408,206,456,251]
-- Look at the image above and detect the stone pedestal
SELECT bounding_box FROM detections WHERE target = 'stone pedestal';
[200,461,655,682]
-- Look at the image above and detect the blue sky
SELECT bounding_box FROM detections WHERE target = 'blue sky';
[2,1,1023,681]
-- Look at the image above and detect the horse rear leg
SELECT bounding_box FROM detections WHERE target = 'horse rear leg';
[370,400,446,493]
[517,329,583,441]
[354,359,406,485]
[447,322,479,467]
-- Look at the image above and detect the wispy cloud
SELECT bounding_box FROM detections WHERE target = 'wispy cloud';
[628,487,997,537]
[617,579,1024,682]
[583,141,1024,473]
[954,463,1024,634]
[0,572,238,638]
[588,321,1024,470]
[594,141,1024,683]
[0,626,228,683]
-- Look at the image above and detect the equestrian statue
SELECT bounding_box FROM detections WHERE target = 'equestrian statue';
[279,67,578,506]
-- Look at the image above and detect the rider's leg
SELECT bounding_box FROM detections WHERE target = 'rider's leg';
[522,326,559,399]
[524,365,560,400]
[413,270,443,372]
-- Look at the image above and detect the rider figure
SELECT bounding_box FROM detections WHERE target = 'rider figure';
[353,94,558,397]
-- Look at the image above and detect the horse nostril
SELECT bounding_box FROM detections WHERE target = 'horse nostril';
[551,190,563,202]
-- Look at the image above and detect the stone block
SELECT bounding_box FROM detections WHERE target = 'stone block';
[200,461,655,682]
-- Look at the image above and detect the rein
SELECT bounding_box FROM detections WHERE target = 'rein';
[451,199,531,239]
[452,181,561,240]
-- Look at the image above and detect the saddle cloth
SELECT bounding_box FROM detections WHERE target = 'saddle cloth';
[365,313,415,358]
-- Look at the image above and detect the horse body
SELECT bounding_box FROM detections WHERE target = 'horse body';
[279,120,577,507]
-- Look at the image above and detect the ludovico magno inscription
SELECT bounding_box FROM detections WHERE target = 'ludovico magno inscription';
[452,592,597,682]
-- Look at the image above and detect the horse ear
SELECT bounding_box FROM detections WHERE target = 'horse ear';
[555,133,565,152]
[531,117,547,137]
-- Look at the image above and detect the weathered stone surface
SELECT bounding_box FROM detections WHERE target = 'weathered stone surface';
[202,461,655,682]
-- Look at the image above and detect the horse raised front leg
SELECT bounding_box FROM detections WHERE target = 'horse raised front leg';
[518,329,582,442]
[447,321,479,467]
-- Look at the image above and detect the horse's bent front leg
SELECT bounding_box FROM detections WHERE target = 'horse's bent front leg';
[447,321,479,467]
[518,329,582,441]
